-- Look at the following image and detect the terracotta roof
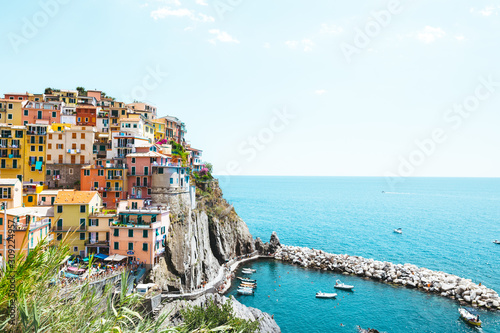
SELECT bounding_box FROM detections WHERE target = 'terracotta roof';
[54,190,99,205]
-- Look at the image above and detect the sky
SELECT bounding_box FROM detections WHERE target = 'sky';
[1,0,500,178]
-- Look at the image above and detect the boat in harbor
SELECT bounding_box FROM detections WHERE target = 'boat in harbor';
[459,307,482,327]
[316,291,337,298]
[394,228,402,234]
[240,282,256,287]
[240,283,256,289]
[237,288,254,295]
[334,279,354,291]
[493,240,500,244]
[243,268,256,272]
[237,277,257,283]
[242,269,255,275]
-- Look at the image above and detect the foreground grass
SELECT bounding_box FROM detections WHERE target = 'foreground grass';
[0,238,258,332]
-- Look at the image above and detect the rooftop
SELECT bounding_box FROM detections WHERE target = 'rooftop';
[6,206,54,218]
[0,178,21,186]
[54,190,99,205]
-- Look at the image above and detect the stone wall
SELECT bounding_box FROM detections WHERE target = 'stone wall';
[46,164,83,189]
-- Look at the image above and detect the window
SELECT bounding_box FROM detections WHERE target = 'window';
[39,136,44,144]
[81,133,85,139]
[114,242,119,250]
[98,170,104,176]
[24,110,29,116]
[115,192,120,198]
[57,144,63,149]
[48,143,52,149]
[80,233,85,240]
[79,218,86,230]
[128,242,133,250]
[8,104,13,109]
[31,146,35,152]
[81,144,85,150]
[58,134,62,140]
[131,167,135,175]
[128,229,133,238]
[80,205,85,213]
[52,111,56,118]
[77,117,81,122]
[57,233,62,241]
[7,114,12,120]
[113,229,119,237]
[57,206,63,213]
[0,217,2,225]
[38,146,43,152]
[83,170,90,176]
[143,230,148,238]
[131,158,135,164]
[170,178,173,184]
[47,154,51,161]
[28,196,33,203]
[142,243,148,251]
[72,133,76,139]
[69,168,73,175]
[73,246,78,252]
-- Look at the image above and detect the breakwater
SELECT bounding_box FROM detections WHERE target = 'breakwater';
[274,245,500,311]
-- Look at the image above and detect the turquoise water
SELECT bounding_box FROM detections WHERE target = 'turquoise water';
[220,177,500,332]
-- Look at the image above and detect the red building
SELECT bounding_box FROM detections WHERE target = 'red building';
[22,101,61,126]
[80,162,128,208]
[76,106,97,126]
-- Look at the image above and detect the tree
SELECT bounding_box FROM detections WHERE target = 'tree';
[76,87,86,96]
[44,87,53,94]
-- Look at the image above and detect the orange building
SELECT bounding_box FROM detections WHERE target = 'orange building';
[76,105,97,126]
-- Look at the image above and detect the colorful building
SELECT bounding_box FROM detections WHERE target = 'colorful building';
[0,178,23,209]
[110,200,169,268]
[22,101,62,126]
[76,105,97,126]
[80,163,128,208]
[0,124,25,181]
[53,190,102,257]
[24,124,48,185]
[86,212,116,255]
[0,99,25,125]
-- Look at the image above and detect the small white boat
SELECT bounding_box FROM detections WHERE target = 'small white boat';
[243,268,256,272]
[459,307,482,327]
[316,291,337,298]
[237,288,254,295]
[237,277,257,283]
[334,279,354,291]
[493,240,500,244]
[394,228,402,234]
[240,283,256,289]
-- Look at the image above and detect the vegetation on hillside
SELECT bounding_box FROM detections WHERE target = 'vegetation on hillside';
[0,236,255,332]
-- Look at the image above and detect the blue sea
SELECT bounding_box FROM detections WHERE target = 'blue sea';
[219,177,500,333]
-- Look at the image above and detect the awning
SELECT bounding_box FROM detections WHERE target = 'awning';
[104,254,127,262]
[94,253,109,260]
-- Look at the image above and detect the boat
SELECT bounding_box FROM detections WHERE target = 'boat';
[459,307,482,327]
[243,268,256,272]
[315,291,337,298]
[394,228,402,234]
[334,279,354,291]
[237,277,257,283]
[493,240,500,244]
[242,269,254,275]
[240,282,256,288]
[237,288,254,295]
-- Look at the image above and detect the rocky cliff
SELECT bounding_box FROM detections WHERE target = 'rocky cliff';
[150,180,255,292]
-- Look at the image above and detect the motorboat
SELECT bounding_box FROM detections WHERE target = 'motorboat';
[334,279,354,291]
[237,277,257,283]
[493,240,500,244]
[237,288,254,295]
[315,291,337,299]
[459,307,481,327]
[394,228,402,234]
[240,282,256,288]
[243,268,256,272]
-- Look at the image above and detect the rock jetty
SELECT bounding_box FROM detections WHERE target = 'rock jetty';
[274,245,500,311]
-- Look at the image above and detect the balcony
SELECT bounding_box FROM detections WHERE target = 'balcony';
[27,130,47,136]
[67,148,81,154]
[106,175,123,180]
[2,164,21,169]
[9,144,20,149]
[0,133,12,138]
[84,240,109,246]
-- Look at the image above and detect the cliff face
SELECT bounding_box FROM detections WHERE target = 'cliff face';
[150,180,255,291]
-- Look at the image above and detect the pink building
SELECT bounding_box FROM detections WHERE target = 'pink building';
[22,101,61,125]
[109,200,169,269]
[126,145,169,199]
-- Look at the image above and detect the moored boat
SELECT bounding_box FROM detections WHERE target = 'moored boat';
[493,240,500,244]
[335,279,354,291]
[237,277,257,283]
[316,291,337,298]
[459,307,482,327]
[237,288,254,295]
[243,268,256,272]
[240,282,256,289]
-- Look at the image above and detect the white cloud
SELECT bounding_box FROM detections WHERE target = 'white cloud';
[470,6,500,16]
[416,26,446,43]
[150,6,215,22]
[208,29,239,44]
[320,23,343,35]
[285,39,315,52]
[315,89,326,95]
[196,0,208,5]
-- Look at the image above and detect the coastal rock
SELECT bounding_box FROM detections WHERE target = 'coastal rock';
[269,232,281,254]
[160,294,281,332]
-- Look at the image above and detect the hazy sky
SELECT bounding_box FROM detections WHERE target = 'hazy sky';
[1,0,500,177]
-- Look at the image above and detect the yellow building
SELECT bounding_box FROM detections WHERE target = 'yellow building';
[24,124,48,185]
[53,190,102,257]
[0,99,25,126]
[22,183,45,207]
[0,124,25,181]
[87,212,116,255]
[53,90,78,107]
[152,120,165,142]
